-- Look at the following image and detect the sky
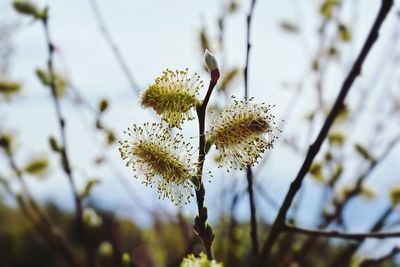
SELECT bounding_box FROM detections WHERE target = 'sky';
[1,0,400,259]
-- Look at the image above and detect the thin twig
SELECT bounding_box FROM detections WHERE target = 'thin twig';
[194,69,220,259]
[256,1,393,265]
[41,12,95,267]
[285,224,400,241]
[359,247,400,267]
[88,0,140,94]
[244,0,259,257]
[328,206,394,267]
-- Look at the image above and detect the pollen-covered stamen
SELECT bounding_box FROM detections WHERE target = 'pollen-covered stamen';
[133,141,191,184]
[207,98,280,170]
[209,113,270,146]
[119,123,197,206]
[139,69,203,128]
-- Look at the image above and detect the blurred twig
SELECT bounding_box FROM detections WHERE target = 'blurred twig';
[328,206,395,267]
[88,0,140,94]
[41,11,95,267]
[194,67,220,259]
[244,0,259,258]
[257,1,393,265]
[285,224,400,240]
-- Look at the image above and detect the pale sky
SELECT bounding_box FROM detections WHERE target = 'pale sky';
[1,0,400,258]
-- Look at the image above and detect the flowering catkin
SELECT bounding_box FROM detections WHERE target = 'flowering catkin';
[207,97,280,170]
[140,69,203,128]
[119,123,197,206]
[180,252,223,267]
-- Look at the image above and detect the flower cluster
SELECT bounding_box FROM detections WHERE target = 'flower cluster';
[119,123,197,206]
[140,69,203,128]
[207,97,280,170]
[180,252,223,267]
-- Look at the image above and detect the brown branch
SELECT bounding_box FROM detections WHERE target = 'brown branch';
[256,1,393,265]
[194,69,220,259]
[41,12,94,267]
[244,0,259,257]
[359,247,400,267]
[285,224,400,241]
[88,0,140,94]
[324,135,400,225]
[328,206,394,267]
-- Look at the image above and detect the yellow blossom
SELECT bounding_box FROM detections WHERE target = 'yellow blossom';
[180,252,223,267]
[119,123,197,206]
[207,97,280,170]
[139,69,203,128]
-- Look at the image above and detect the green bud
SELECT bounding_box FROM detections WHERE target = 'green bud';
[80,178,100,199]
[205,139,213,154]
[121,253,131,267]
[200,206,208,220]
[0,81,22,98]
[99,99,109,113]
[106,130,116,145]
[49,136,61,152]
[280,21,299,33]
[98,241,113,257]
[390,187,400,206]
[309,162,324,182]
[205,223,215,243]
[354,143,375,162]
[13,0,40,18]
[23,158,49,176]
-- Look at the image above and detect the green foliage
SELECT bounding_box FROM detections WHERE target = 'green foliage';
[320,0,340,18]
[0,133,15,155]
[36,68,68,97]
[99,99,109,113]
[328,131,346,146]
[80,178,100,199]
[48,136,61,152]
[200,29,210,53]
[12,0,46,20]
[389,187,400,206]
[0,80,21,99]
[310,162,324,182]
[338,23,352,42]
[23,158,49,176]
[106,129,116,145]
[218,68,240,92]
[279,21,299,33]
[354,143,375,162]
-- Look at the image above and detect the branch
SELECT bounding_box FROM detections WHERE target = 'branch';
[244,0,259,258]
[88,0,140,94]
[256,1,393,265]
[194,68,220,259]
[285,224,400,241]
[328,206,394,267]
[41,12,95,267]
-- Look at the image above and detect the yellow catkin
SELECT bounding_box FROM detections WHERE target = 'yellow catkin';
[139,69,203,128]
[180,252,223,267]
[207,97,280,170]
[119,123,197,206]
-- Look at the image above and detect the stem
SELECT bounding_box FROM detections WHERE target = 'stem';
[194,70,219,259]
[88,0,140,94]
[244,0,259,257]
[328,206,394,267]
[247,168,259,256]
[41,14,95,267]
[256,1,393,265]
[285,223,400,240]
